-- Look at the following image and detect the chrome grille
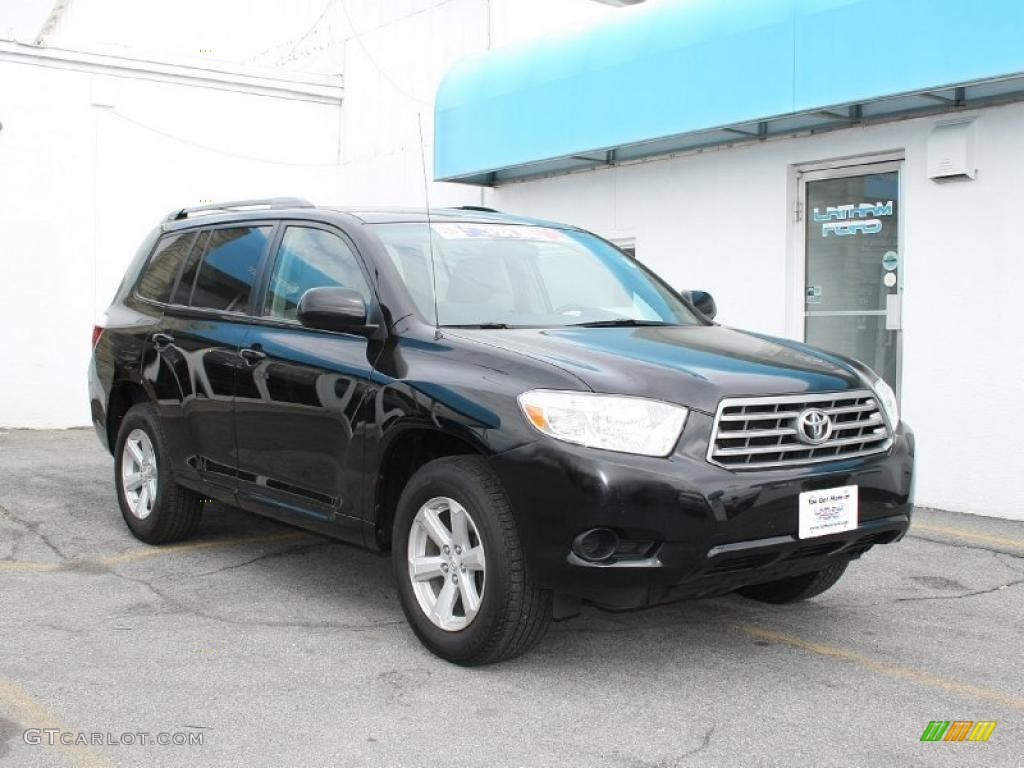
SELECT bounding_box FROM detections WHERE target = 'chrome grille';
[707,390,891,470]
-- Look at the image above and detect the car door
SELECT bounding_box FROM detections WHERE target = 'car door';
[233,222,380,540]
[153,223,274,495]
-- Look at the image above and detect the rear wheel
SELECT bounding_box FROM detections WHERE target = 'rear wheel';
[392,456,551,665]
[736,560,849,604]
[114,404,203,544]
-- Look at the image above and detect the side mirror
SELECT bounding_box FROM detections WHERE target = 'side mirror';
[297,287,372,335]
[681,289,717,320]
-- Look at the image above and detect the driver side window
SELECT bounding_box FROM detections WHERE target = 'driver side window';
[264,226,371,321]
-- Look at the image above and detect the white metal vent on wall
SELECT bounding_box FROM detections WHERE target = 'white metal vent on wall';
[927,119,976,181]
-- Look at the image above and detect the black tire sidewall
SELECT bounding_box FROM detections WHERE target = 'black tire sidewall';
[392,459,516,664]
[114,404,175,542]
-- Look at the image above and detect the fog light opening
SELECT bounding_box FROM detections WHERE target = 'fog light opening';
[572,528,619,563]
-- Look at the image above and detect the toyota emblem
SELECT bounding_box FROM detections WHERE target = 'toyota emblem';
[796,408,833,445]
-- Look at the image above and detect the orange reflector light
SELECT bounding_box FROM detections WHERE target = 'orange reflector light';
[523,404,548,430]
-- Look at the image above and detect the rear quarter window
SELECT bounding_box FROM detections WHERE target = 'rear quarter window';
[135,232,198,303]
[171,229,210,306]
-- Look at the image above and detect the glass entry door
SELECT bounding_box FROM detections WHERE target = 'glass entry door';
[801,165,902,393]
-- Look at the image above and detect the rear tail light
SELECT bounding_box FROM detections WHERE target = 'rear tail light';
[92,325,104,347]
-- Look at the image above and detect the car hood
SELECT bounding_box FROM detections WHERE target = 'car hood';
[446,325,867,414]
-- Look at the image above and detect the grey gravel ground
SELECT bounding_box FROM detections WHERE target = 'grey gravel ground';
[1,428,1022,768]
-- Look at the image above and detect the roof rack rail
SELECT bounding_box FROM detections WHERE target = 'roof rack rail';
[166,197,315,221]
[448,205,500,213]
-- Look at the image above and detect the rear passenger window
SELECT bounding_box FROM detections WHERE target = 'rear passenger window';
[136,232,197,303]
[190,226,271,312]
[264,226,372,321]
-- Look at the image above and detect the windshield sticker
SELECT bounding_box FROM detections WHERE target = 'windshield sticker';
[806,285,823,305]
[882,250,900,271]
[431,223,570,243]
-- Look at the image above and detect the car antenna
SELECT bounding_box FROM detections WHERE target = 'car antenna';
[417,112,442,338]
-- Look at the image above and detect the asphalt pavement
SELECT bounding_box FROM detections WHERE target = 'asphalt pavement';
[1,428,1022,767]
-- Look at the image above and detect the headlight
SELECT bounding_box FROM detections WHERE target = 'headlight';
[871,377,899,429]
[517,390,688,457]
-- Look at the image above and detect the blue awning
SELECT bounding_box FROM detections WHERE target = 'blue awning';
[434,0,1024,184]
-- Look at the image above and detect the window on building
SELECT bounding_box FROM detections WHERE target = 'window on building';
[136,232,198,303]
[189,226,271,312]
[264,226,371,321]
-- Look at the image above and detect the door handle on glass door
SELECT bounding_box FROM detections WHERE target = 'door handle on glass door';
[885,294,902,331]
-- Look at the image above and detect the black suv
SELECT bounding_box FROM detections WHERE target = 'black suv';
[89,198,914,665]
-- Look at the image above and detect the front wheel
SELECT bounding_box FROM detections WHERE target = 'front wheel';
[392,456,551,665]
[736,559,849,604]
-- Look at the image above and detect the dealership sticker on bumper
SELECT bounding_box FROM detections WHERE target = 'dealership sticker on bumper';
[799,485,858,539]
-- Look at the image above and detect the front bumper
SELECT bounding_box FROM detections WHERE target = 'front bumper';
[489,409,915,610]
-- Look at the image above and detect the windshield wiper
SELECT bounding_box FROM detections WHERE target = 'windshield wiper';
[567,319,677,328]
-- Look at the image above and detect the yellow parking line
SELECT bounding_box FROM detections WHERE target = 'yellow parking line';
[0,676,113,768]
[0,531,314,573]
[0,561,61,572]
[736,624,1024,712]
[912,523,1024,550]
[97,531,313,566]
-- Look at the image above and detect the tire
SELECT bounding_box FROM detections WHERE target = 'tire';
[736,559,849,604]
[114,403,203,544]
[392,456,552,665]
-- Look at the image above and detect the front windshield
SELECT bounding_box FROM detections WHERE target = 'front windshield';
[371,222,702,328]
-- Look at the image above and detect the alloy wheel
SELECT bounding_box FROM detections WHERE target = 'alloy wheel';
[121,428,158,520]
[407,496,486,631]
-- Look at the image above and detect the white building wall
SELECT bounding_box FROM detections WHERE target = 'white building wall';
[25,0,618,209]
[324,0,616,207]
[494,103,1024,520]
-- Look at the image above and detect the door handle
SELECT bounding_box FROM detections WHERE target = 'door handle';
[885,294,902,331]
[239,347,267,365]
[151,332,175,347]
